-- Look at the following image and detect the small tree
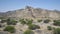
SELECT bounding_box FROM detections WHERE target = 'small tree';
[4,26,15,33]
[24,30,34,34]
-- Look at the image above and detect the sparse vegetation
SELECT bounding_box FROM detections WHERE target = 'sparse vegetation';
[47,26,52,30]
[44,19,50,23]
[24,29,34,34]
[28,24,40,30]
[19,18,40,30]
[53,28,60,34]
[19,19,26,25]
[19,19,33,25]
[7,18,17,25]
[53,20,60,26]
[37,19,42,22]
[26,19,33,25]
[1,19,6,23]
[4,26,15,33]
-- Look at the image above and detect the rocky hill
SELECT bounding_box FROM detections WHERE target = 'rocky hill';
[0,6,60,20]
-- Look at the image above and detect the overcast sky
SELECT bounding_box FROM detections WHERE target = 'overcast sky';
[0,0,60,12]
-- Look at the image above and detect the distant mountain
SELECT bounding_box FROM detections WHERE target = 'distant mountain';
[0,6,60,19]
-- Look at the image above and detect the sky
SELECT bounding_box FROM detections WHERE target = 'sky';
[0,0,60,12]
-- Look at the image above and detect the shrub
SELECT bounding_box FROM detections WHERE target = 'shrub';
[53,28,60,34]
[4,26,15,33]
[7,18,17,25]
[47,26,52,30]
[28,24,40,30]
[19,19,26,25]
[26,19,33,25]
[37,19,42,22]
[24,30,34,34]
[1,19,7,23]
[53,20,60,26]
[19,19,24,22]
[19,19,33,25]
[21,20,26,25]
[44,19,50,23]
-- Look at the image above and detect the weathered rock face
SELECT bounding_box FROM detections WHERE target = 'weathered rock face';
[0,6,60,19]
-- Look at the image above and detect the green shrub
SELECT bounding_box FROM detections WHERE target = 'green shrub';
[19,19,26,25]
[4,26,15,33]
[21,20,26,25]
[19,19,24,22]
[7,18,17,25]
[24,30,34,34]
[19,19,33,25]
[47,26,52,30]
[44,19,50,23]
[53,28,60,34]
[53,20,60,26]
[28,24,40,30]
[37,20,42,22]
[26,19,33,25]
